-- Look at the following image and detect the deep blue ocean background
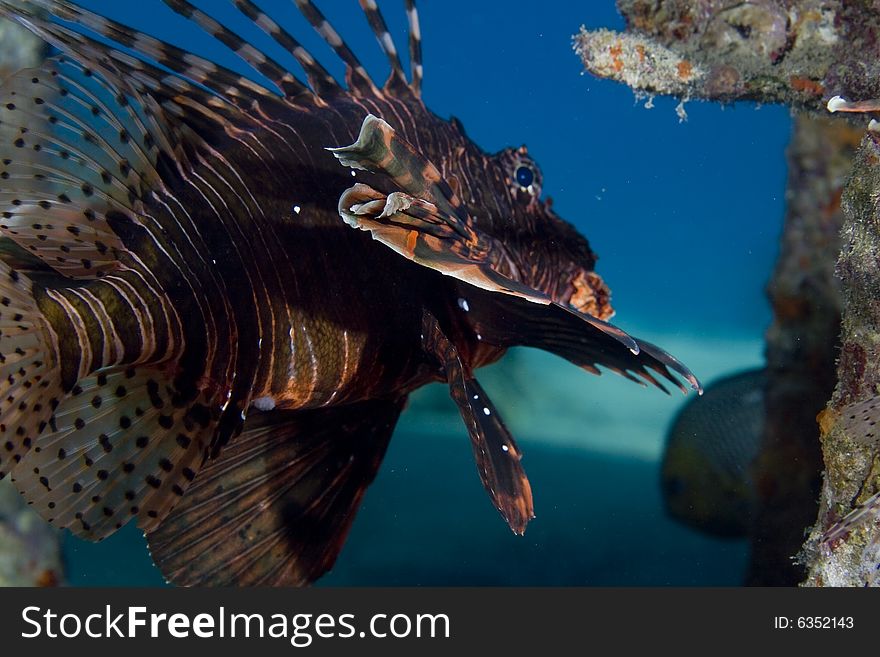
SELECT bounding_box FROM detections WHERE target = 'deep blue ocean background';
[57,0,791,586]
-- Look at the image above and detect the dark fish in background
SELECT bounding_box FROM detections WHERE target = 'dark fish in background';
[0,0,700,586]
[662,368,765,538]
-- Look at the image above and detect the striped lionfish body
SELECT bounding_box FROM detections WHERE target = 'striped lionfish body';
[0,0,701,586]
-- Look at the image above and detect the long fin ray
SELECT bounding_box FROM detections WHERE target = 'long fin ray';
[0,1,269,123]
[159,0,307,99]
[823,491,880,543]
[51,0,301,103]
[4,0,426,103]
[404,0,423,96]
[458,288,702,395]
[0,58,163,277]
[422,310,534,534]
[231,0,341,98]
[358,0,408,91]
[293,0,381,97]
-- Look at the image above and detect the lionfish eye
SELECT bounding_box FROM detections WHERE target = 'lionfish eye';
[515,165,535,189]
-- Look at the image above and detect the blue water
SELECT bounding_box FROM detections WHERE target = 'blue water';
[51,0,789,586]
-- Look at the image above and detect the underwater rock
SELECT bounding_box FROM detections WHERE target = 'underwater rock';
[0,480,62,586]
[575,1,880,111]
[801,131,880,587]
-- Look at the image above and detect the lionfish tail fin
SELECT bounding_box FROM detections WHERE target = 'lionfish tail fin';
[147,398,405,586]
[0,262,63,482]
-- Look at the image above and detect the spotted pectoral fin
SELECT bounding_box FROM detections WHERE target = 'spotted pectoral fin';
[460,288,702,395]
[0,57,165,278]
[146,397,405,587]
[11,365,219,540]
[422,310,534,534]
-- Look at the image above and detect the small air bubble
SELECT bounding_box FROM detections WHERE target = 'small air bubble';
[483,407,490,416]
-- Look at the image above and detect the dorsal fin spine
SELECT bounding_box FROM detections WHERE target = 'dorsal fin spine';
[160,0,308,99]
[293,0,382,97]
[231,0,341,97]
[357,0,408,89]
[5,0,426,104]
[404,0,423,96]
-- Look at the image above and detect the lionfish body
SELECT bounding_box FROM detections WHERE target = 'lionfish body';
[0,0,700,586]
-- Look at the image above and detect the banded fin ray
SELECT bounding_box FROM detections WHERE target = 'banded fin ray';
[0,0,280,118]
[147,398,405,586]
[12,364,218,540]
[294,0,381,97]
[230,0,341,97]
[823,491,880,543]
[358,0,407,90]
[3,0,426,107]
[158,0,309,99]
[404,0,423,96]
[50,0,300,105]
[0,57,158,278]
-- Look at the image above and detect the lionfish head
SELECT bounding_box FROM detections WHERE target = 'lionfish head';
[470,142,614,321]
[331,114,615,325]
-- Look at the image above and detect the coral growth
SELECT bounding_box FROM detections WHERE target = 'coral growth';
[575,1,879,110]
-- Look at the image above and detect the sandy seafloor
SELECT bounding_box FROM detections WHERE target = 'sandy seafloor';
[9,0,792,585]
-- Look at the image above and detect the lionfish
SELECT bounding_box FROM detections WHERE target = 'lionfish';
[0,0,700,586]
